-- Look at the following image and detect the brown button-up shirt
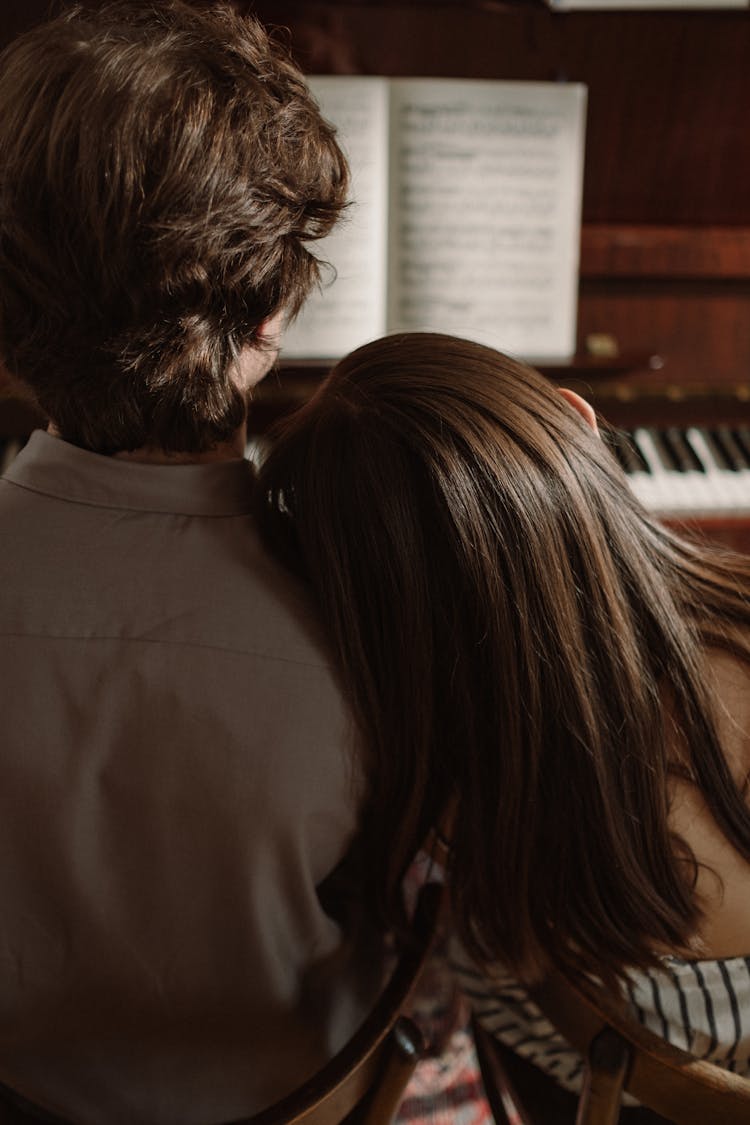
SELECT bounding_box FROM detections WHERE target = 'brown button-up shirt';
[0,431,373,1124]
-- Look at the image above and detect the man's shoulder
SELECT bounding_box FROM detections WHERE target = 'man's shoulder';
[205,527,335,673]
[0,434,335,675]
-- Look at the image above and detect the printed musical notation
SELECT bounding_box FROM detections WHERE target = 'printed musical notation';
[282,78,389,359]
[282,77,587,362]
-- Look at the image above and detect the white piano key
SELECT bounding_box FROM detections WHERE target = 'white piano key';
[631,428,696,513]
[654,427,719,514]
[649,426,718,513]
[618,441,658,510]
[685,427,749,513]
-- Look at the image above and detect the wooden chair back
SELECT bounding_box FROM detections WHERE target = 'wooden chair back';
[473,964,750,1125]
[533,968,750,1125]
[238,880,443,1125]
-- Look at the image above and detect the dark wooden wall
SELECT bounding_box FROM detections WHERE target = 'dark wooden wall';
[251,3,750,226]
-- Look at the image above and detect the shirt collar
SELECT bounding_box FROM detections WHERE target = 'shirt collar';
[4,430,256,516]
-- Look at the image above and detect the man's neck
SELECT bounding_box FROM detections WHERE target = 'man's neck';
[47,423,248,464]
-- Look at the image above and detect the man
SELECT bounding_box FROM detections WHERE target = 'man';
[0,3,375,1121]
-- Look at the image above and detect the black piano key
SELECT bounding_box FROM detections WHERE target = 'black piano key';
[700,428,734,472]
[611,430,649,474]
[709,428,743,472]
[647,427,681,471]
[723,428,750,470]
[732,426,750,466]
[663,428,704,473]
[720,427,750,470]
[736,425,750,452]
[628,431,652,473]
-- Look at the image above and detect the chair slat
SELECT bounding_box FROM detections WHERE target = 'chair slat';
[532,969,750,1125]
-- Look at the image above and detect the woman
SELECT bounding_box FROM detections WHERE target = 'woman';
[255,331,750,1101]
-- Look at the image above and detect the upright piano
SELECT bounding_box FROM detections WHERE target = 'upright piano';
[247,0,750,553]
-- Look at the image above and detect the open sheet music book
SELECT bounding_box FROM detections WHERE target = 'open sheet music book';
[282,76,587,363]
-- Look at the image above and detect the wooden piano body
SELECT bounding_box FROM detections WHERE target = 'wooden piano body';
[246,0,750,553]
[1,0,750,550]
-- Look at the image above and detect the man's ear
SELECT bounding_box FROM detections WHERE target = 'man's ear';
[234,311,286,390]
[558,387,599,435]
[255,309,285,345]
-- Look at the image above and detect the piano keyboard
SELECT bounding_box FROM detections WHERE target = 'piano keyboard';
[609,425,750,516]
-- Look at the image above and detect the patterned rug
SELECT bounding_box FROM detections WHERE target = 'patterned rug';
[397,1024,492,1125]
[395,938,493,1125]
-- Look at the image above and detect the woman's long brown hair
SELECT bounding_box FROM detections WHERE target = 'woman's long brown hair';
[255,332,750,985]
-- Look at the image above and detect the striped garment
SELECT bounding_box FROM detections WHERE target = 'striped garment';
[452,948,750,1100]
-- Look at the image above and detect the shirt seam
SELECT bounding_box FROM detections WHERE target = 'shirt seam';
[0,477,254,518]
[0,630,332,669]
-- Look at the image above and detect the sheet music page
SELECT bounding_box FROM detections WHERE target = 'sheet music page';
[281,77,390,360]
[386,79,587,361]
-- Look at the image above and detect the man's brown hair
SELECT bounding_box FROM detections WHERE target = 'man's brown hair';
[0,1,348,453]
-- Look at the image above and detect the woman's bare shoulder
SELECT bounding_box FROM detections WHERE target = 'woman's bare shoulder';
[709,646,750,781]
[669,647,750,960]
